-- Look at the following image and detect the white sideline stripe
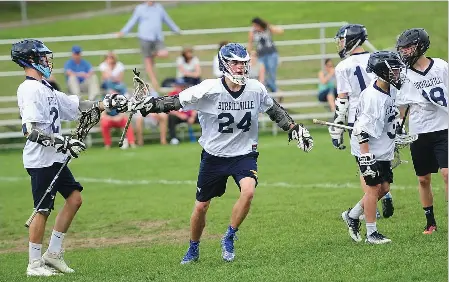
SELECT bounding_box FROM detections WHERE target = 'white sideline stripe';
[0,176,416,190]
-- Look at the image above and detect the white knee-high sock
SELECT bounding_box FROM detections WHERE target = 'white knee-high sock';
[349,201,364,219]
[29,242,42,263]
[48,230,65,254]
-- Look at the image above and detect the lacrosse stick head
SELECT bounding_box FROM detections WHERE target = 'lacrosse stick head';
[395,134,418,149]
[130,68,151,105]
[72,106,101,142]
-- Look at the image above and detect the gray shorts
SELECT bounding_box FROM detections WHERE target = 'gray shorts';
[139,40,165,58]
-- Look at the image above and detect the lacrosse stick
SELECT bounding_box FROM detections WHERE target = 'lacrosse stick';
[313,118,416,169]
[24,106,101,228]
[118,69,151,147]
[312,119,354,131]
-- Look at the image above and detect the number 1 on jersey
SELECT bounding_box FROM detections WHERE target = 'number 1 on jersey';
[354,66,367,91]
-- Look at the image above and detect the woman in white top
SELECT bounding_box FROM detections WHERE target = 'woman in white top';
[99,51,127,95]
[176,46,201,85]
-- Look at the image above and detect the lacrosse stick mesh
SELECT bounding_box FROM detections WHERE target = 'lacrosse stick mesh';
[130,69,151,106]
[72,106,101,142]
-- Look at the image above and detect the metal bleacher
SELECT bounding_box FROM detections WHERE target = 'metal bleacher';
[0,22,379,149]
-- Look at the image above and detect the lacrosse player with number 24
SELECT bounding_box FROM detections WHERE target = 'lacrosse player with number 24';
[122,43,314,264]
[11,39,127,277]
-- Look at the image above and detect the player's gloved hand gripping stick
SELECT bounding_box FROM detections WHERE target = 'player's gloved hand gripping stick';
[118,69,152,147]
[24,106,101,228]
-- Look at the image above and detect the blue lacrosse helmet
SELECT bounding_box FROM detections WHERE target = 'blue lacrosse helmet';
[335,24,368,59]
[218,43,250,85]
[11,39,53,78]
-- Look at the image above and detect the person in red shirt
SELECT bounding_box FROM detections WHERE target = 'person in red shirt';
[167,79,198,144]
[100,95,136,149]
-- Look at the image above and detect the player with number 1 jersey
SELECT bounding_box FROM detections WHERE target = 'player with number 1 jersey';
[331,24,394,219]
[396,28,448,234]
[126,43,314,264]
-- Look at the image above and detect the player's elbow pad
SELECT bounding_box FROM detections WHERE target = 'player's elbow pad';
[156,95,182,113]
[334,97,349,121]
[27,128,54,147]
[266,100,294,131]
[356,131,370,144]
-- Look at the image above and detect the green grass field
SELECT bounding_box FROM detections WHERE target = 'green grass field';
[0,130,447,281]
[0,2,448,281]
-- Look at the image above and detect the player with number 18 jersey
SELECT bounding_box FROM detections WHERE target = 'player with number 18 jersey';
[396,28,448,234]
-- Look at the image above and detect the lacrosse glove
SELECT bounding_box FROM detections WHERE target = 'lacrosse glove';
[103,93,129,113]
[288,123,314,152]
[358,153,381,186]
[54,135,86,158]
[129,96,157,116]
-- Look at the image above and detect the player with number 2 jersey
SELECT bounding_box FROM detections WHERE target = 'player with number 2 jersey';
[12,39,125,277]
[127,43,314,264]
[396,28,448,235]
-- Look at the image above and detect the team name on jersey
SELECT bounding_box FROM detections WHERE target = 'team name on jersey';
[413,77,444,89]
[47,96,57,107]
[217,101,255,111]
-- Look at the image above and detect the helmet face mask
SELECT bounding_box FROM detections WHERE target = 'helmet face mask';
[218,43,250,85]
[367,51,407,90]
[395,28,430,67]
[334,24,367,59]
[11,39,53,78]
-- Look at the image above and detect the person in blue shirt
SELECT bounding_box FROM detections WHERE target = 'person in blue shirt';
[117,1,181,91]
[64,45,100,100]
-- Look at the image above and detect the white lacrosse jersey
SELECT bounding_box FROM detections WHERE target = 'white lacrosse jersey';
[396,58,448,135]
[350,81,397,161]
[179,78,274,157]
[17,77,80,168]
[335,52,375,124]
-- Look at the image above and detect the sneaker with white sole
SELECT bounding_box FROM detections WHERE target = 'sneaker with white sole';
[341,209,362,242]
[221,229,238,262]
[26,259,60,277]
[365,231,391,244]
[42,250,74,273]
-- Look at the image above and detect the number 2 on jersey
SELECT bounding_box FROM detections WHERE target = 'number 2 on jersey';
[50,107,60,133]
[354,66,367,91]
[218,112,252,133]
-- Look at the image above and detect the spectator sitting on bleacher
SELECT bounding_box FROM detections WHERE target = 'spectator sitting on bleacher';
[176,46,201,86]
[100,96,136,150]
[134,90,168,146]
[212,41,229,78]
[99,51,127,95]
[248,50,265,82]
[167,79,198,145]
[64,45,100,100]
[317,58,337,112]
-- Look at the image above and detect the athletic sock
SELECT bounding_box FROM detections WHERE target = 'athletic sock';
[227,225,238,234]
[423,206,436,226]
[348,201,364,219]
[366,222,377,236]
[48,230,65,254]
[29,242,42,263]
